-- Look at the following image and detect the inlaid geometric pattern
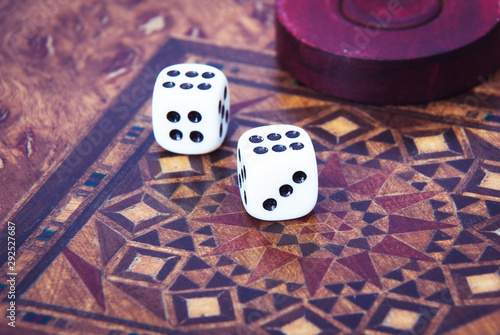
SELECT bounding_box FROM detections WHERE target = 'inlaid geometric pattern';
[4,35,500,335]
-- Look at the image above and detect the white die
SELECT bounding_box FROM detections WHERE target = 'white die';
[237,125,318,221]
[152,63,230,155]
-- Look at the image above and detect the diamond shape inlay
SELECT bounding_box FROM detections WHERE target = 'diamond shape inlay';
[321,116,360,136]
[187,297,221,318]
[121,202,158,223]
[281,317,322,335]
[382,308,420,330]
[414,134,449,153]
[466,273,500,294]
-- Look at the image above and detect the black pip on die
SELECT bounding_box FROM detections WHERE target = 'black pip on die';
[152,63,230,154]
[237,125,318,221]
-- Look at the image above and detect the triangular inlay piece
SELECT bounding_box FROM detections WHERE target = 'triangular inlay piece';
[376,147,403,162]
[96,220,126,266]
[286,283,303,292]
[430,199,447,209]
[319,154,348,188]
[231,94,272,113]
[435,211,453,221]
[325,244,345,256]
[333,211,349,219]
[202,205,219,214]
[231,265,251,276]
[194,225,213,236]
[401,259,421,271]
[347,237,370,250]
[325,283,345,294]
[389,280,420,298]
[426,241,445,253]
[299,257,333,296]
[272,293,301,311]
[451,195,480,210]
[196,212,261,229]
[419,267,445,283]
[183,255,211,271]
[300,243,321,256]
[465,129,500,161]
[434,177,461,192]
[346,158,357,165]
[265,279,283,290]
[346,167,394,198]
[63,248,105,310]
[377,192,441,214]
[169,274,199,291]
[342,141,369,156]
[277,234,299,246]
[446,159,474,173]
[112,282,165,320]
[388,215,454,234]
[454,230,484,245]
[301,227,316,235]
[362,225,385,236]
[337,252,381,287]
[370,130,395,144]
[346,293,378,310]
[165,236,195,251]
[237,286,267,303]
[132,230,160,246]
[209,149,234,164]
[216,255,234,267]
[426,288,453,305]
[457,212,487,228]
[413,163,440,177]
[432,230,453,241]
[171,196,202,213]
[362,212,385,224]
[384,269,404,282]
[310,297,338,313]
[397,171,415,181]
[331,190,349,202]
[183,181,213,195]
[211,167,237,181]
[362,159,382,170]
[442,248,474,264]
[320,232,336,241]
[206,230,271,256]
[347,281,366,291]
[206,271,236,288]
[247,248,297,284]
[199,237,217,247]
[334,313,364,330]
[485,200,500,217]
[162,217,190,233]
[262,222,285,234]
[351,200,371,211]
[479,246,500,262]
[371,235,435,262]
[339,224,353,231]
[435,304,500,335]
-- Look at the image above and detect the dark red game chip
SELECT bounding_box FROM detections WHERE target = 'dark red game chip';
[276,0,500,104]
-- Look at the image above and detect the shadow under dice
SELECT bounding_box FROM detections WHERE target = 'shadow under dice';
[237,125,318,221]
[152,63,230,155]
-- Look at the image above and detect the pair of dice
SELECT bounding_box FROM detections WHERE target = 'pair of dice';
[152,63,318,221]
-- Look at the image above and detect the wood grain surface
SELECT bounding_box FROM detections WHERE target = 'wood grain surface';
[1,1,500,334]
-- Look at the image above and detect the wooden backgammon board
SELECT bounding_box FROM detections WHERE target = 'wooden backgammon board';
[1,1,500,334]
